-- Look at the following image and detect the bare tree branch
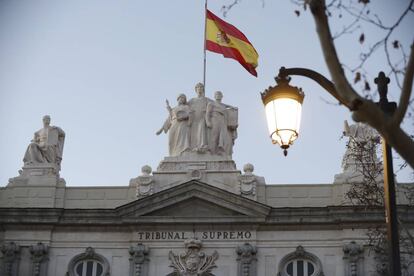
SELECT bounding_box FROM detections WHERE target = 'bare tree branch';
[222,0,240,17]
[309,0,361,106]
[306,0,414,169]
[343,126,414,274]
[336,0,414,89]
[393,42,414,125]
[332,14,361,40]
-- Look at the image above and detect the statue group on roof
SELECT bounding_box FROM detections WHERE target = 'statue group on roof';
[156,83,238,157]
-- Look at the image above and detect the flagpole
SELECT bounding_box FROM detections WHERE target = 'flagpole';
[203,0,208,90]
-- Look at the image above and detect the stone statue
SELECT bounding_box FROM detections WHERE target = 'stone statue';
[23,115,65,170]
[342,120,379,170]
[206,91,238,156]
[156,94,191,156]
[187,83,213,153]
[156,83,239,158]
[343,120,378,145]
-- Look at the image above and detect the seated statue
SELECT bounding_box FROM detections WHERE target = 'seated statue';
[23,115,65,170]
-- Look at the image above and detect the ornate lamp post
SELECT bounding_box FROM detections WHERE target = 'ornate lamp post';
[261,67,401,275]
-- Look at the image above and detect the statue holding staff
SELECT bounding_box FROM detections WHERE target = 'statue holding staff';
[156,94,192,157]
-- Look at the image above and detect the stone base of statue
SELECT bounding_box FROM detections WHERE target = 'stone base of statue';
[7,163,66,187]
[154,152,241,194]
[333,163,365,184]
[333,158,383,184]
[130,151,265,200]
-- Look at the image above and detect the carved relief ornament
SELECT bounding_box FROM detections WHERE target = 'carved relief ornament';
[168,239,218,276]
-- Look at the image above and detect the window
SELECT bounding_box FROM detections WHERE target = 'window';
[74,259,104,276]
[278,246,323,276]
[67,247,109,276]
[285,259,316,276]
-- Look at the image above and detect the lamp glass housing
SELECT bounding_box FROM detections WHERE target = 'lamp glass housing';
[261,76,304,151]
[265,97,302,147]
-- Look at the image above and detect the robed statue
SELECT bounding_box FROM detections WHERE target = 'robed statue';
[156,94,192,156]
[23,115,65,170]
[157,83,238,158]
[206,91,238,156]
[187,83,214,153]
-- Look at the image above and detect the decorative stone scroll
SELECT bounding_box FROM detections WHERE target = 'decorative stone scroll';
[236,243,257,276]
[129,243,150,276]
[0,242,20,276]
[131,165,154,197]
[343,241,364,276]
[29,242,49,276]
[238,163,257,197]
[168,238,218,276]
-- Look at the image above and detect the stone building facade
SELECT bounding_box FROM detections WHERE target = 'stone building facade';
[0,106,413,275]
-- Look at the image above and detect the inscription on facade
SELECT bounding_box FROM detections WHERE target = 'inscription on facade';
[137,231,252,241]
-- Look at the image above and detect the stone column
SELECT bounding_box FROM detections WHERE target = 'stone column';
[0,242,20,276]
[343,241,364,276]
[29,242,49,276]
[129,243,149,276]
[236,243,257,276]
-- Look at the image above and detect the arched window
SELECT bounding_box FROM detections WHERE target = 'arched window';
[285,259,316,276]
[278,246,323,276]
[74,259,104,276]
[67,247,110,276]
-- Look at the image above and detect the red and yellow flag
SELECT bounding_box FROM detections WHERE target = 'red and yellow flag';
[206,10,258,77]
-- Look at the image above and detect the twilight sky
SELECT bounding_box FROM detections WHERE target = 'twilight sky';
[0,0,412,186]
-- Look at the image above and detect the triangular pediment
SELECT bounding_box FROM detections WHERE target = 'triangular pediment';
[116,180,271,223]
[143,197,245,217]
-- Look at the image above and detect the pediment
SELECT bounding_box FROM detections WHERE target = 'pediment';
[143,197,245,217]
[116,180,271,222]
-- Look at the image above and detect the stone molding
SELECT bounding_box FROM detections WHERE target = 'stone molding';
[168,238,218,276]
[0,242,20,276]
[2,202,413,228]
[66,247,110,276]
[277,245,324,276]
[343,241,364,276]
[129,243,149,276]
[236,242,257,276]
[29,242,49,276]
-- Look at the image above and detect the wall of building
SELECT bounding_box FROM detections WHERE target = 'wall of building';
[0,227,374,276]
[1,182,412,209]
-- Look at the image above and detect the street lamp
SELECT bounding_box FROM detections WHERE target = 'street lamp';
[261,67,401,275]
[261,72,304,156]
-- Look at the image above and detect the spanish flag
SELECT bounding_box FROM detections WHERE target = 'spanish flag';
[206,10,258,77]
